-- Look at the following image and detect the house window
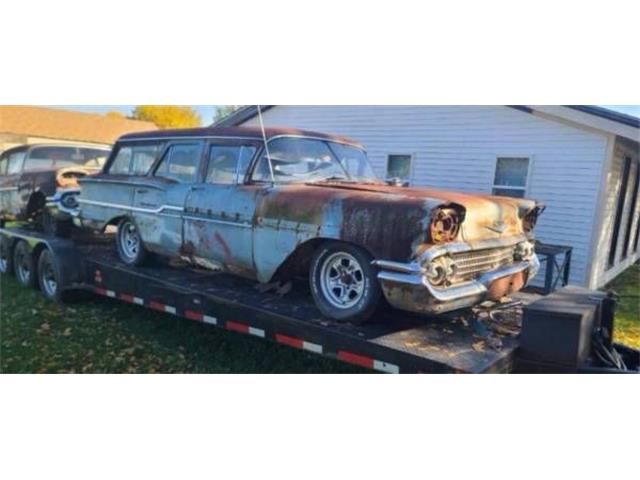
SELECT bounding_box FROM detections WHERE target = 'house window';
[622,160,639,259]
[493,157,530,198]
[608,157,633,268]
[386,155,412,183]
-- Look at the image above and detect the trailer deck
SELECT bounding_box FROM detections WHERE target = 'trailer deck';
[2,226,637,373]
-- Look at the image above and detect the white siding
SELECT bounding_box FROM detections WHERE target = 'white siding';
[245,106,609,286]
[590,137,640,287]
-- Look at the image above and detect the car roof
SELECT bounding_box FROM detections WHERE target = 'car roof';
[118,126,364,148]
[2,143,110,156]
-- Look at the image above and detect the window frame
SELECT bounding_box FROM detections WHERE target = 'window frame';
[153,141,205,184]
[106,141,166,176]
[6,150,27,175]
[385,154,414,185]
[204,140,261,186]
[492,155,533,198]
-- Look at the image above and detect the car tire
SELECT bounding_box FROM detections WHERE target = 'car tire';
[116,218,147,266]
[310,242,381,324]
[38,248,63,302]
[13,240,37,288]
[0,235,13,275]
[40,210,72,238]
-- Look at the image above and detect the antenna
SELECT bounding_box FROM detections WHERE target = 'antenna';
[257,105,276,186]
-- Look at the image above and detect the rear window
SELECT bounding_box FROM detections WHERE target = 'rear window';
[23,147,109,172]
[108,143,163,176]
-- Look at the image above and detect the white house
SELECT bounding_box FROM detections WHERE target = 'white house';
[218,105,640,289]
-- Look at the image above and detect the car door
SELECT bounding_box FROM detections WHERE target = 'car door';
[133,141,204,257]
[183,141,260,275]
[0,149,26,218]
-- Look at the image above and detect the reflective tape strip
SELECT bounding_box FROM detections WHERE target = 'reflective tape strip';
[149,301,176,314]
[373,360,400,374]
[276,334,323,354]
[248,327,265,338]
[337,351,374,369]
[185,310,204,322]
[203,315,217,325]
[226,321,263,338]
[94,287,107,296]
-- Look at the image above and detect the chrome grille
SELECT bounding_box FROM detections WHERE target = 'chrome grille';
[451,246,515,282]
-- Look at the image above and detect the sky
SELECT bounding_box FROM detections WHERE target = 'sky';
[55,105,640,126]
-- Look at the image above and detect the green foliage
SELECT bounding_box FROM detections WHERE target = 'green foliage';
[213,105,241,124]
[0,275,362,373]
[132,105,201,129]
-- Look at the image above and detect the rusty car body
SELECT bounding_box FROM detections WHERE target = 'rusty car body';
[77,127,542,322]
[0,144,110,235]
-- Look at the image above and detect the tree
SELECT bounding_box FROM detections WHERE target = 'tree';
[213,105,241,124]
[132,106,201,129]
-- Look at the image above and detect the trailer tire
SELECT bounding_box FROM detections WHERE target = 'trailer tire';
[116,218,147,266]
[37,249,63,302]
[310,242,381,324]
[0,235,13,275]
[13,240,37,288]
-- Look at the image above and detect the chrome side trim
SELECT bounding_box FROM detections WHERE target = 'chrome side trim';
[182,215,252,229]
[78,198,184,214]
[0,187,19,192]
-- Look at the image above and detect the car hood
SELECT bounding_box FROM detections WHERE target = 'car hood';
[304,181,538,243]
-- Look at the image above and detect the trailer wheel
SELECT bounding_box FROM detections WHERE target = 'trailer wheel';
[37,249,63,302]
[310,242,381,324]
[0,235,13,275]
[13,240,37,288]
[116,218,147,266]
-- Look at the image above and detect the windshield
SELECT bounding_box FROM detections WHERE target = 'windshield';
[24,147,110,172]
[252,137,379,183]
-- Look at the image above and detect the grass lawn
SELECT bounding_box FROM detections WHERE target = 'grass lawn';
[0,274,363,374]
[605,262,640,349]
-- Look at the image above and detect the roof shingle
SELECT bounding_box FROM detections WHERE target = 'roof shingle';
[0,106,158,145]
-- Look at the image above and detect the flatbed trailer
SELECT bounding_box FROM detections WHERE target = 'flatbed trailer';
[1,226,638,374]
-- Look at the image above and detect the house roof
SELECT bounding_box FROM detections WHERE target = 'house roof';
[216,105,639,142]
[120,125,363,147]
[0,106,158,145]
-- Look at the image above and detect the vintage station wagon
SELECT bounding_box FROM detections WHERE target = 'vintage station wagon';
[78,127,543,323]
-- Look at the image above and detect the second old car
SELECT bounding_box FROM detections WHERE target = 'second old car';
[78,127,543,323]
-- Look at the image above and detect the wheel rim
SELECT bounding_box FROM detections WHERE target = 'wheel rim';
[0,243,7,272]
[41,256,57,297]
[16,248,31,284]
[120,221,140,260]
[319,252,366,309]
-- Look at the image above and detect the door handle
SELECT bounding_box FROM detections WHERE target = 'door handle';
[191,186,205,192]
[136,189,149,194]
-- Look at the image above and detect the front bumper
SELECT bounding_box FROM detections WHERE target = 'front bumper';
[374,240,540,315]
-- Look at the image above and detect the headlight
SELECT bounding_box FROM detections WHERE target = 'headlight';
[61,193,79,209]
[514,241,535,261]
[522,204,545,233]
[429,206,464,244]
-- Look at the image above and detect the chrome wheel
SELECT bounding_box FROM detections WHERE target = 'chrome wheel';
[15,247,31,285]
[119,221,141,261]
[319,252,365,309]
[0,242,8,273]
[41,256,58,297]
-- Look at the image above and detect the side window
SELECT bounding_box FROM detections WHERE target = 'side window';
[108,144,161,176]
[155,143,202,183]
[493,157,530,198]
[7,151,26,175]
[206,145,257,185]
[386,155,413,183]
[0,154,7,175]
[131,144,161,175]
[109,146,133,174]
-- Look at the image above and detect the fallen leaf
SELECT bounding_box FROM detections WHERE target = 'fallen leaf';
[63,328,72,337]
[472,341,486,352]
